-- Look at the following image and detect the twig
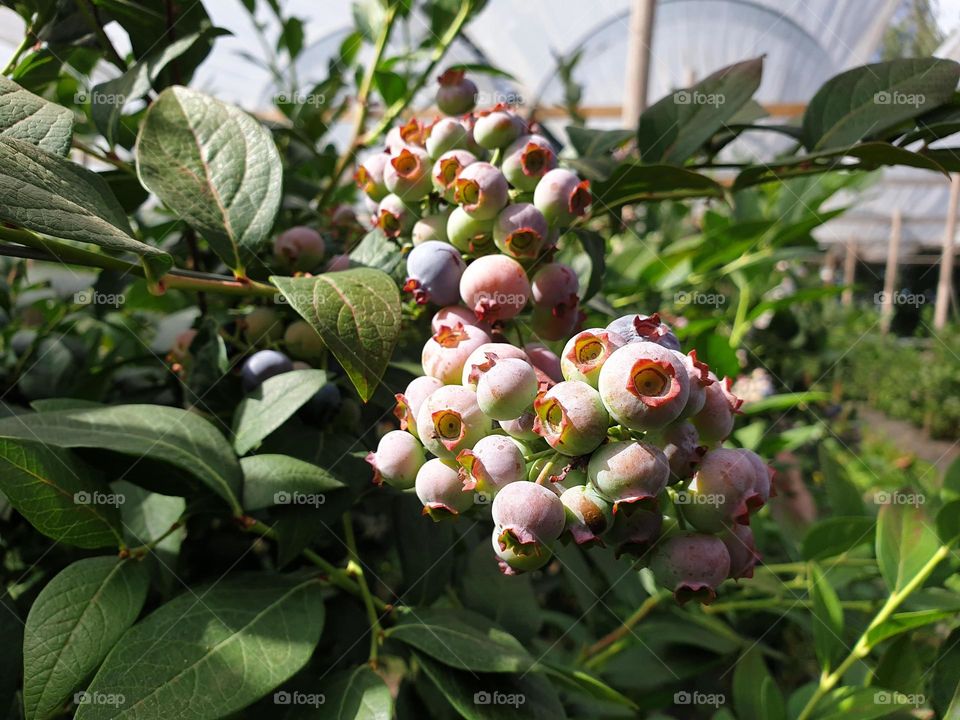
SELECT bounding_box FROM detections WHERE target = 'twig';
[343,512,384,665]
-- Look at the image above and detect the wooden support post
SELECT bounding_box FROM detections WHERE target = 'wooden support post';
[622,0,657,127]
[880,209,902,333]
[842,241,857,306]
[934,174,959,330]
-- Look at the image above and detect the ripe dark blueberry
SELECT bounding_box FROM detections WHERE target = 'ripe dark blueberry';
[241,349,293,392]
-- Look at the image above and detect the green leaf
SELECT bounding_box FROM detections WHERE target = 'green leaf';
[373,70,406,106]
[0,405,243,514]
[740,391,831,415]
[819,443,866,516]
[279,17,304,58]
[937,499,960,544]
[592,162,725,206]
[0,76,73,154]
[565,126,633,158]
[240,454,344,511]
[0,438,123,548]
[23,557,149,720]
[808,562,844,673]
[538,663,637,711]
[271,270,401,403]
[415,652,566,720]
[92,31,219,146]
[866,608,957,646]
[77,574,325,720]
[349,229,403,281]
[802,516,876,560]
[385,608,532,673]
[301,666,391,719]
[232,369,329,455]
[393,494,455,606]
[0,137,172,279]
[459,541,540,644]
[802,58,960,150]
[114,481,185,594]
[570,228,605,301]
[733,646,785,720]
[638,56,763,164]
[813,686,914,719]
[933,627,960,718]
[876,499,940,593]
[0,594,22,718]
[136,86,282,274]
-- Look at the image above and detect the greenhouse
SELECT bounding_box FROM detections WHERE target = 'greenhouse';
[0,1,958,719]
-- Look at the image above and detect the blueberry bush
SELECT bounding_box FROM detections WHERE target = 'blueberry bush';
[2,1,960,719]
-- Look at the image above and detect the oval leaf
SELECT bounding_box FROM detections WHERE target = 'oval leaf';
[136,86,282,274]
[77,574,325,720]
[808,562,844,673]
[271,270,401,403]
[233,369,328,455]
[24,557,149,720]
[876,498,940,593]
[0,405,242,514]
[385,608,531,673]
[0,76,73,154]
[307,666,391,720]
[241,454,344,511]
[802,516,875,560]
[0,137,172,278]
[0,438,123,548]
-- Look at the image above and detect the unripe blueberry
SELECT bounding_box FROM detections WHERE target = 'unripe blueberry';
[455,162,509,220]
[284,320,325,361]
[561,328,626,388]
[531,292,580,341]
[432,149,476,203]
[394,375,444,435]
[492,524,552,575]
[447,206,496,256]
[241,349,292,392]
[367,430,425,489]
[274,226,326,271]
[533,168,591,226]
[240,307,284,346]
[416,458,473,520]
[385,118,426,153]
[720,524,761,580]
[737,447,774,508]
[404,241,466,306]
[421,323,491,384]
[384,147,433,201]
[533,381,609,456]
[524,343,563,383]
[476,357,539,420]
[492,203,548,259]
[588,440,669,513]
[678,447,757,532]
[502,134,557,191]
[457,434,524,494]
[691,375,743,445]
[531,262,580,309]
[412,211,451,245]
[597,342,690,431]
[492,480,565,556]
[416,384,491,460]
[500,410,540,441]
[649,532,730,604]
[355,152,391,201]
[674,349,713,419]
[606,502,663,558]
[473,107,525,150]
[425,116,468,159]
[650,421,705,483]
[436,68,477,116]
[561,484,614,546]
[376,193,416,238]
[431,305,491,335]
[605,313,680,351]
[459,254,530,322]
[461,343,529,388]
